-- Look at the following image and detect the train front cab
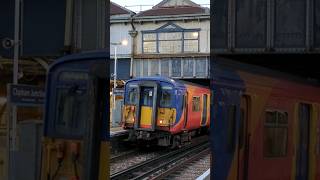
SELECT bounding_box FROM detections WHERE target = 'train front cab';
[122,77,210,147]
[211,60,320,180]
[122,78,180,146]
[40,52,109,180]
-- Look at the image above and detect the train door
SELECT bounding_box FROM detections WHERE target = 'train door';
[201,94,208,126]
[238,95,250,180]
[137,85,158,130]
[41,56,108,180]
[212,87,241,180]
[296,103,311,180]
[183,92,188,129]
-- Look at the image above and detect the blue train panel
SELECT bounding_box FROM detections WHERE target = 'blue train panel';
[44,51,109,140]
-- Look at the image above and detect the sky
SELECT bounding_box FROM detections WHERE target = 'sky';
[111,0,210,12]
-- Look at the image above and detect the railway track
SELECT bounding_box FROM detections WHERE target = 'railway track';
[110,136,209,180]
[152,149,210,180]
[110,147,169,174]
[110,149,139,163]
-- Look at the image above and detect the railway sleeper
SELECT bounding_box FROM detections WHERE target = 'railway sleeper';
[129,130,200,147]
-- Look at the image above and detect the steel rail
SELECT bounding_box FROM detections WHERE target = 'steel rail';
[110,137,209,180]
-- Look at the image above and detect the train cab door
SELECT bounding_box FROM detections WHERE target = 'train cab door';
[41,59,108,180]
[136,84,158,130]
[296,103,311,180]
[238,95,250,180]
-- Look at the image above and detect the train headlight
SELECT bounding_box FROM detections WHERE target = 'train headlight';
[158,119,169,126]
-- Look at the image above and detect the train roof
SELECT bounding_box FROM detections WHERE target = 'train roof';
[49,50,108,70]
[125,76,186,89]
[212,57,320,87]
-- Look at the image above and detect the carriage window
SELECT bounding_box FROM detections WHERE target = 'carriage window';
[264,111,288,157]
[127,88,138,105]
[59,71,88,81]
[142,89,153,106]
[227,105,236,152]
[56,84,87,135]
[160,89,172,107]
[192,96,200,111]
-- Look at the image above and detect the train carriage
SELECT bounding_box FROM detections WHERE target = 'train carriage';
[122,76,210,147]
[41,51,109,180]
[211,58,320,180]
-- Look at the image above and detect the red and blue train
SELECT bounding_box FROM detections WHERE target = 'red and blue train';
[122,76,210,147]
[212,59,320,180]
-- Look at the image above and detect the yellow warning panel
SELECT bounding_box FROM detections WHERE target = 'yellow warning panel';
[157,108,176,126]
[123,105,136,124]
[40,139,84,180]
[140,106,153,127]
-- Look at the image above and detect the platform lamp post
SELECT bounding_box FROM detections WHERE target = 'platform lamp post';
[111,39,128,109]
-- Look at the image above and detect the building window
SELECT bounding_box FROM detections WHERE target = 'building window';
[195,58,207,77]
[161,59,170,77]
[171,58,181,77]
[134,59,142,77]
[192,96,200,112]
[264,111,288,157]
[142,23,200,54]
[143,33,157,53]
[150,60,159,76]
[142,60,148,76]
[184,32,199,52]
[159,32,182,53]
[133,57,208,78]
[183,58,194,77]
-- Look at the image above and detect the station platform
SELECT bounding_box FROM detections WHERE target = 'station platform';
[110,126,128,138]
[196,169,210,180]
[110,127,131,154]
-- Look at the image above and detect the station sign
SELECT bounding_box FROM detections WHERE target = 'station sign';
[113,88,124,95]
[7,84,45,106]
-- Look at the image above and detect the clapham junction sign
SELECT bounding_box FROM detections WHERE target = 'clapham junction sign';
[7,84,45,106]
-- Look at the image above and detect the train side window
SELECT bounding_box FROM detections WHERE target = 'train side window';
[56,84,87,135]
[160,86,173,107]
[128,88,138,104]
[264,111,288,157]
[141,89,153,106]
[226,105,236,152]
[192,96,200,111]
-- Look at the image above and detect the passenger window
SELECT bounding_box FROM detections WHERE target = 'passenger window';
[56,85,87,134]
[160,90,172,107]
[142,89,153,106]
[264,111,288,157]
[226,105,236,152]
[192,96,200,111]
[128,88,138,104]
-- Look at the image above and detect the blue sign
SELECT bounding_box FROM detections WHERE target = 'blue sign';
[113,88,124,95]
[8,84,45,106]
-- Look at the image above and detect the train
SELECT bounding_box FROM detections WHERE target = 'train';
[41,51,109,180]
[121,76,210,148]
[211,58,320,180]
